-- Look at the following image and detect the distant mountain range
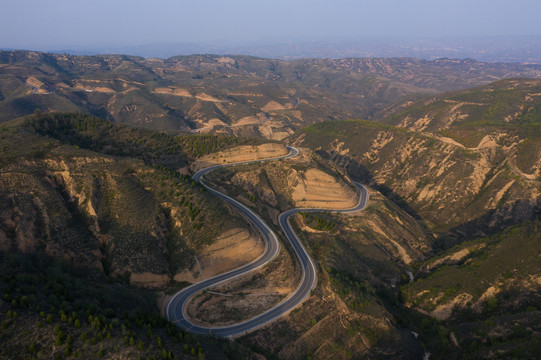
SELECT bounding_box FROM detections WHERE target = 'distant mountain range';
[1,50,541,141]
[6,36,541,63]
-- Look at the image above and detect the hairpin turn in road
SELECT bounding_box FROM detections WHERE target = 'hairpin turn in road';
[166,146,368,337]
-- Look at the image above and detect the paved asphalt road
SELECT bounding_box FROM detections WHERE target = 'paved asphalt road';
[166,146,368,337]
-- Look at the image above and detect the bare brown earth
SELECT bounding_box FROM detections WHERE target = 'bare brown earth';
[25,76,44,89]
[73,81,115,93]
[151,86,192,97]
[234,114,267,126]
[191,143,289,172]
[185,241,299,326]
[207,147,359,211]
[173,228,264,283]
[195,93,223,102]
[262,101,288,112]
[291,168,357,209]
[191,118,229,133]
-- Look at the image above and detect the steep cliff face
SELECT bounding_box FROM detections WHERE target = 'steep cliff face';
[0,160,103,269]
[0,156,175,281]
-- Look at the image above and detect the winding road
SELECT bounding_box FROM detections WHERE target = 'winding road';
[166,146,369,337]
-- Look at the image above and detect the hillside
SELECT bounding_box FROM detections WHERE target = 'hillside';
[0,251,256,359]
[0,112,292,358]
[288,78,541,358]
[2,58,541,359]
[293,80,541,241]
[0,113,432,359]
[0,113,276,288]
[403,221,541,359]
[192,149,430,358]
[2,51,541,139]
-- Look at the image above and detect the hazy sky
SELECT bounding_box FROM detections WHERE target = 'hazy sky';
[2,0,541,49]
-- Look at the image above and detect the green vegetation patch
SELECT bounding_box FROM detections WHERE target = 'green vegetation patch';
[26,112,263,165]
[299,211,336,231]
[327,267,374,312]
[0,251,255,359]
[405,221,541,312]
[515,138,541,174]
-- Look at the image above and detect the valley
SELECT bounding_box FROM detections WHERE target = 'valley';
[0,51,540,359]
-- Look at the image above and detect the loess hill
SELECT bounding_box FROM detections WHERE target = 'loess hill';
[198,150,431,359]
[1,52,541,359]
[290,78,541,358]
[293,78,541,238]
[2,50,541,140]
[0,113,272,287]
[0,112,278,359]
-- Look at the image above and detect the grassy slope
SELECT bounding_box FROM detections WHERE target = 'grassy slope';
[295,115,539,239]
[404,221,541,359]
[383,78,541,157]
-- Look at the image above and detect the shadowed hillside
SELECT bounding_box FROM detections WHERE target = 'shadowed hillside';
[0,112,288,359]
